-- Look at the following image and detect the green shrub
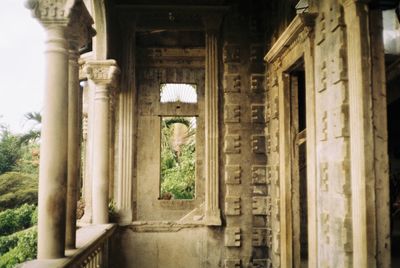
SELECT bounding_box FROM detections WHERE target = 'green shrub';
[0,204,37,236]
[0,227,37,267]
[0,173,38,211]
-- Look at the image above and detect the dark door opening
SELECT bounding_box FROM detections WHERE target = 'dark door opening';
[289,62,308,268]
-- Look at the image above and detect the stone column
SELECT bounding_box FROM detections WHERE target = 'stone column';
[65,3,94,249]
[25,0,72,259]
[85,60,120,224]
[203,15,222,226]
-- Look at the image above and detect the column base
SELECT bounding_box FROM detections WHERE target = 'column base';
[205,209,222,226]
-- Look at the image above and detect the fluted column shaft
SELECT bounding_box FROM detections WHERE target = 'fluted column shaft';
[203,15,222,226]
[37,25,69,259]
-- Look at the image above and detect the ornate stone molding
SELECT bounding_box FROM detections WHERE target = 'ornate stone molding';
[264,13,316,63]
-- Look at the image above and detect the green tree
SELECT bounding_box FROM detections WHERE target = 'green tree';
[0,127,22,174]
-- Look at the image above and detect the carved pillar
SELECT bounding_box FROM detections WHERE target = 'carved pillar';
[203,15,222,226]
[116,22,136,225]
[342,1,390,267]
[65,2,94,249]
[85,60,120,224]
[25,0,73,259]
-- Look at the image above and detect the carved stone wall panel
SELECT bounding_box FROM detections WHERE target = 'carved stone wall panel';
[224,259,241,268]
[319,110,328,141]
[225,196,241,216]
[251,104,266,124]
[250,44,264,64]
[316,12,326,45]
[251,74,265,94]
[225,104,241,123]
[252,196,269,215]
[225,165,242,185]
[224,134,241,154]
[252,228,268,247]
[332,104,349,138]
[320,162,329,192]
[251,135,266,154]
[225,227,241,247]
[223,44,241,64]
[331,160,350,195]
[252,185,268,196]
[252,165,267,185]
[224,74,241,93]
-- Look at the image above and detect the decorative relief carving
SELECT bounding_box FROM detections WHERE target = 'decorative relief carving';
[252,228,268,247]
[251,104,265,124]
[225,165,242,185]
[27,0,69,24]
[271,93,279,119]
[224,74,241,93]
[332,161,350,195]
[266,228,273,247]
[225,105,241,123]
[319,110,328,141]
[225,227,241,247]
[320,162,329,192]
[318,60,327,92]
[316,12,326,45]
[85,60,120,87]
[329,2,345,32]
[252,165,267,185]
[250,44,264,63]
[224,135,241,154]
[251,74,265,94]
[267,165,278,186]
[225,196,241,215]
[333,105,349,138]
[330,31,347,85]
[252,185,267,196]
[252,135,266,154]
[271,131,279,152]
[224,259,241,268]
[224,134,241,154]
[333,216,352,252]
[252,196,268,215]
[321,212,330,244]
[272,230,281,254]
[223,45,241,63]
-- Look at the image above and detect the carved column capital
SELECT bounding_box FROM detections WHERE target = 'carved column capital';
[202,13,223,34]
[25,0,76,27]
[85,60,120,88]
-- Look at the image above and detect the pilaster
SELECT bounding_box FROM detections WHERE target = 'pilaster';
[203,15,222,226]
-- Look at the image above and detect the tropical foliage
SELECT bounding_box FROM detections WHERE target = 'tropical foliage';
[160,117,196,199]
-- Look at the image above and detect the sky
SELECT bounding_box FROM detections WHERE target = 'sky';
[0,0,45,134]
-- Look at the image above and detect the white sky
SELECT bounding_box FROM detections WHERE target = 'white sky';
[0,0,45,134]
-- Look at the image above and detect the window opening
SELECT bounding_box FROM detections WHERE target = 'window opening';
[160,116,196,200]
[160,83,197,103]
